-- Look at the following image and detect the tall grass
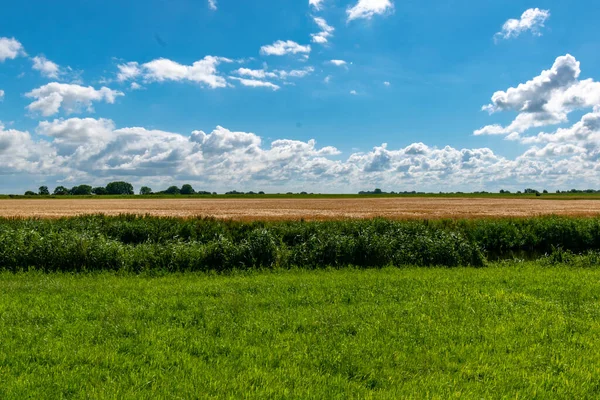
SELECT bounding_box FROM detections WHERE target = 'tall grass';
[2,215,600,271]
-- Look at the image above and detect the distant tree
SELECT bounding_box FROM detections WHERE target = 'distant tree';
[258,191,265,195]
[180,184,195,195]
[53,186,69,195]
[140,186,152,195]
[106,181,134,195]
[374,188,383,194]
[246,191,256,195]
[70,185,92,195]
[212,192,217,195]
[92,187,108,195]
[38,186,49,196]
[165,186,180,195]
[516,191,522,194]
[300,191,308,195]
[543,189,548,194]
[24,191,37,196]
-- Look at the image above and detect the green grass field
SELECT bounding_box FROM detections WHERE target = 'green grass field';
[2,264,600,398]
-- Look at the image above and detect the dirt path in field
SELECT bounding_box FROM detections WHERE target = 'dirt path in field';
[2,198,600,220]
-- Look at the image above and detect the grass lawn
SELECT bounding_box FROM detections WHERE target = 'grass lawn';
[2,265,600,398]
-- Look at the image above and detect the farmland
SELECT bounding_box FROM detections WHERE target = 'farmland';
[2,196,600,219]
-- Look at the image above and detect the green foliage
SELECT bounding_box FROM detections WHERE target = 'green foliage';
[24,191,36,196]
[165,186,180,195]
[92,186,108,195]
[53,186,69,195]
[38,186,49,195]
[70,184,92,195]
[2,215,600,272]
[139,186,152,195]
[180,184,195,195]
[105,181,134,195]
[3,265,600,397]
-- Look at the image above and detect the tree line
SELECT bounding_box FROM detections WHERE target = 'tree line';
[24,182,217,196]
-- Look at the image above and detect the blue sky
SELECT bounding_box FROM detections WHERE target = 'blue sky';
[1,0,600,193]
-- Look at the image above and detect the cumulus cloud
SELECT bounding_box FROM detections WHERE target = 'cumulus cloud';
[130,82,143,90]
[117,62,142,82]
[384,81,390,86]
[260,40,311,56]
[208,0,217,10]
[495,8,550,41]
[347,0,394,22]
[350,90,357,95]
[229,77,280,90]
[0,122,57,175]
[0,37,25,62]
[0,90,4,101]
[32,55,61,78]
[311,17,334,44]
[25,83,124,116]
[117,56,232,89]
[6,115,600,191]
[475,54,600,136]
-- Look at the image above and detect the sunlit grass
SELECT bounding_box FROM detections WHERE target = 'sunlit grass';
[2,264,600,398]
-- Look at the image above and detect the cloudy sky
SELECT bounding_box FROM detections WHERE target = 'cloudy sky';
[1,0,600,193]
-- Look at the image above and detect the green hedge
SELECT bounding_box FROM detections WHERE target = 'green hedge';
[2,215,600,271]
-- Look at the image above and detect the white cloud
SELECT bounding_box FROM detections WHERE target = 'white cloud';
[495,8,550,41]
[347,0,394,22]
[0,37,25,62]
[25,83,124,117]
[276,67,314,79]
[130,82,143,90]
[475,54,600,136]
[260,40,311,56]
[117,62,142,82]
[235,68,278,79]
[309,0,325,10]
[324,75,332,84]
[32,55,60,78]
[7,115,600,192]
[142,56,231,88]
[117,56,232,89]
[329,59,347,67]
[208,0,217,10]
[234,67,314,81]
[311,17,334,44]
[0,90,4,101]
[350,90,357,95]
[384,81,390,86]
[229,77,280,90]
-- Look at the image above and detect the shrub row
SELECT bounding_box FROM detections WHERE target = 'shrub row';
[2,215,600,271]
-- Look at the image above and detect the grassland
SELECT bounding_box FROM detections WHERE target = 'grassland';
[2,264,600,398]
[3,215,600,397]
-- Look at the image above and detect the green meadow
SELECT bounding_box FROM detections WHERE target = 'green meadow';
[2,265,600,398]
[3,215,600,398]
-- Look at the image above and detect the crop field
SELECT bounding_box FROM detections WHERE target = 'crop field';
[2,197,600,219]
